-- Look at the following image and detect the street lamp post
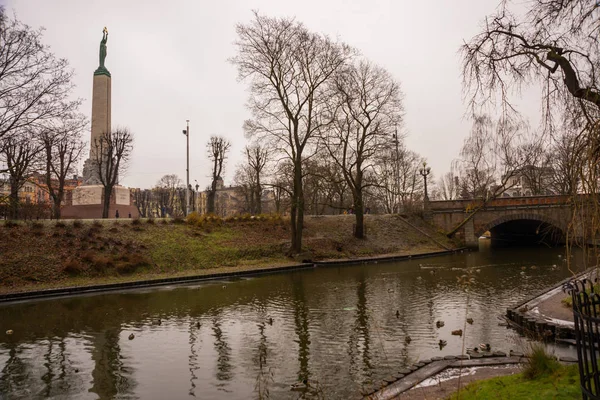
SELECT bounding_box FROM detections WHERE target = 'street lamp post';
[393,126,400,213]
[182,120,190,216]
[419,161,431,201]
[419,161,432,220]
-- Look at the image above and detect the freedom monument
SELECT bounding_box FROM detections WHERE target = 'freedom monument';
[63,28,138,219]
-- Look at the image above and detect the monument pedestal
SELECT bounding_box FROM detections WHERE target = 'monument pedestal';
[62,185,139,219]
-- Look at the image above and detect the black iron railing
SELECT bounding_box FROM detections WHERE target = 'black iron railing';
[565,278,600,400]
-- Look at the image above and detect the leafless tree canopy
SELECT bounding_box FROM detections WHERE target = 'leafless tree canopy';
[40,114,86,218]
[0,10,84,220]
[232,12,355,253]
[0,9,80,140]
[320,60,404,238]
[462,1,600,118]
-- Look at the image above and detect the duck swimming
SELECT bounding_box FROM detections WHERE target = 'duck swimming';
[479,343,491,351]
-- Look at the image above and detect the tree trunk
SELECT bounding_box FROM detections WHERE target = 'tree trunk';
[51,188,64,219]
[102,186,112,218]
[207,190,216,214]
[290,164,304,254]
[9,183,19,219]
[353,191,365,239]
[255,177,262,214]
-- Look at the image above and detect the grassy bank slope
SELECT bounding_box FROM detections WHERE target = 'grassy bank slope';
[0,214,456,294]
[449,364,580,399]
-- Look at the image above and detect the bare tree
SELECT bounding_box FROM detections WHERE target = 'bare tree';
[549,129,583,195]
[154,174,182,217]
[206,136,230,214]
[321,60,403,237]
[397,146,425,211]
[133,188,152,218]
[0,130,42,218]
[0,9,80,141]
[234,163,255,214]
[232,12,354,254]
[39,115,86,219]
[448,116,537,236]
[91,128,134,218]
[245,145,268,214]
[438,171,460,200]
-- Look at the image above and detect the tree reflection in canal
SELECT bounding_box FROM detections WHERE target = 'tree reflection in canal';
[0,246,588,399]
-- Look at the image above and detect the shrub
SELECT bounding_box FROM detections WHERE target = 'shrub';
[4,220,19,228]
[114,253,151,274]
[92,255,113,272]
[62,259,84,275]
[131,218,141,226]
[186,212,203,226]
[72,219,83,228]
[160,219,169,225]
[92,220,103,228]
[522,344,560,379]
[30,222,44,230]
[173,216,185,224]
[109,227,119,233]
[54,221,66,228]
[132,226,145,232]
[146,218,155,224]
[81,251,95,263]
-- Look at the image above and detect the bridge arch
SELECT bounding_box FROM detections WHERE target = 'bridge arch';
[476,212,566,244]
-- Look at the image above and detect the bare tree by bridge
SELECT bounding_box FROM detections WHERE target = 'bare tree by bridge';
[462,0,600,246]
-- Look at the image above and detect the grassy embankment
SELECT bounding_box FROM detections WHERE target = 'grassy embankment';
[0,213,456,294]
[449,346,581,399]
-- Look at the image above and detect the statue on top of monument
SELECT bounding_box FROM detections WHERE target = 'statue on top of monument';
[99,27,108,67]
[94,27,111,76]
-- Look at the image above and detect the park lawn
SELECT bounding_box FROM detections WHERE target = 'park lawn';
[449,364,581,400]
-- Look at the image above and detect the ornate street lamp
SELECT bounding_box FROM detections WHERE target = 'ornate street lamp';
[419,161,431,201]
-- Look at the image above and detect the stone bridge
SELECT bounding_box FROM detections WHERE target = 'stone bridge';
[429,195,575,247]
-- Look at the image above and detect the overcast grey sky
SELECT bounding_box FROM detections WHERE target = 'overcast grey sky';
[6,0,536,190]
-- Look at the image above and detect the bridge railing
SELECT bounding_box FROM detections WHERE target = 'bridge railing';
[430,195,572,211]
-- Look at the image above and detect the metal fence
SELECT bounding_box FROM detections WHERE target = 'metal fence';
[566,278,600,400]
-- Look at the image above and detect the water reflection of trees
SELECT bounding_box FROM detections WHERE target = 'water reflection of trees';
[89,329,135,398]
[291,275,311,383]
[0,344,29,396]
[211,316,233,384]
[188,320,201,397]
[354,273,372,377]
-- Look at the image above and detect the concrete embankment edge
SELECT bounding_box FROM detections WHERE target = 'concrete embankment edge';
[365,356,532,400]
[0,248,465,303]
[505,267,594,343]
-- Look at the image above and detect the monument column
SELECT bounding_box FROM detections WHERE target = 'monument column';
[90,73,111,159]
[83,27,111,184]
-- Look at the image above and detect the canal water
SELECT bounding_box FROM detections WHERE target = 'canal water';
[0,243,586,399]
